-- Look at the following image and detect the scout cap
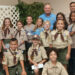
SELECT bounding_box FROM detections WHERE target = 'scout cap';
[32,35,40,40]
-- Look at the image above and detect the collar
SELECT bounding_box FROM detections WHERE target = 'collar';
[4,26,10,30]
[48,61,59,68]
[32,44,39,50]
[9,48,18,53]
[16,27,23,31]
[44,13,51,17]
[56,29,64,33]
[44,29,51,33]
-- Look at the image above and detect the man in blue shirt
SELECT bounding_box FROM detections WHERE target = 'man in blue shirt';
[39,3,56,30]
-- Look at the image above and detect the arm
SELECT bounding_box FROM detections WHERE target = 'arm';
[66,45,71,60]
[0,40,2,52]
[20,60,27,75]
[42,63,48,75]
[29,58,38,66]
[70,31,75,36]
[28,48,38,66]
[3,65,9,75]
[39,59,46,64]
[41,47,48,63]
[66,32,72,60]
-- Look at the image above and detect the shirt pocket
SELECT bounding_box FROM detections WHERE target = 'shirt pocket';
[8,55,13,61]
[63,35,68,41]
[47,68,54,75]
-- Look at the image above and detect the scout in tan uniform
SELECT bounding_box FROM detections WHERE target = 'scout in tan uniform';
[1,18,15,49]
[28,35,47,75]
[40,21,51,55]
[50,19,72,69]
[3,38,27,75]
[42,48,68,75]
[15,20,27,51]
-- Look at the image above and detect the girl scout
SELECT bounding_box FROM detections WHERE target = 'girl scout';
[42,48,68,75]
[50,19,72,69]
[28,35,47,75]
[15,20,27,52]
[40,21,51,55]
[1,18,14,50]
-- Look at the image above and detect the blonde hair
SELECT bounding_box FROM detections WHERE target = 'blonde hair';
[34,18,43,31]
[43,20,51,26]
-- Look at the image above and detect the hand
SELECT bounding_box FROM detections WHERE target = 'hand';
[34,62,38,67]
[21,70,27,75]
[39,61,43,64]
[66,53,70,61]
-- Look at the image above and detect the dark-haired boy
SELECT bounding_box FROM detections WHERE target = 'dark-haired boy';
[3,38,27,75]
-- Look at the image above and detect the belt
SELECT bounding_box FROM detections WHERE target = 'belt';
[8,65,17,68]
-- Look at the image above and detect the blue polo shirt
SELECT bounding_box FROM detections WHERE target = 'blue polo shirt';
[39,13,56,30]
[34,28,44,35]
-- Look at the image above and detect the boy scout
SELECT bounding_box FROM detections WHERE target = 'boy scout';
[15,20,27,51]
[50,19,72,69]
[40,21,51,55]
[28,35,47,75]
[3,38,27,75]
[42,48,68,75]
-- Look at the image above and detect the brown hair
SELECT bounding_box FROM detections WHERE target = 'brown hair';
[2,18,13,30]
[69,11,75,24]
[16,20,24,27]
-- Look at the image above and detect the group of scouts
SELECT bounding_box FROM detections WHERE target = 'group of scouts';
[0,2,75,75]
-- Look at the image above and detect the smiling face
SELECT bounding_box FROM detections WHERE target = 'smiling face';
[71,12,75,22]
[44,21,50,30]
[44,4,51,14]
[56,20,65,31]
[49,51,57,62]
[17,22,23,29]
[32,39,39,46]
[36,18,43,27]
[5,19,11,28]
[10,41,18,51]
[26,16,33,25]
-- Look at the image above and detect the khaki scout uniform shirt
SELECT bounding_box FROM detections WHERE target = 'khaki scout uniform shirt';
[68,24,75,48]
[28,45,47,63]
[3,49,24,67]
[0,27,15,39]
[40,30,51,47]
[42,61,68,75]
[50,29,72,49]
[15,28,27,50]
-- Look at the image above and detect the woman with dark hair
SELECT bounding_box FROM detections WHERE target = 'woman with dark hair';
[53,12,68,30]
[68,11,75,75]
